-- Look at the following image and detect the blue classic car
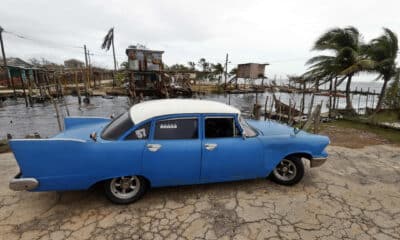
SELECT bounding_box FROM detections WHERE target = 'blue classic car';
[9,99,329,204]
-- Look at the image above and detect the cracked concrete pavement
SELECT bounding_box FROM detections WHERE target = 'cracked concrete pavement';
[0,145,399,240]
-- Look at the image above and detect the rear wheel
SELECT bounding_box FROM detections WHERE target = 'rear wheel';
[270,156,304,186]
[104,176,148,204]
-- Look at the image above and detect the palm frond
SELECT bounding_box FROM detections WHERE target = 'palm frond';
[101,28,114,51]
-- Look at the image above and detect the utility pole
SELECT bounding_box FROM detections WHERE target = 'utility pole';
[0,26,16,98]
[111,28,117,87]
[82,45,90,101]
[224,53,228,89]
[88,49,92,87]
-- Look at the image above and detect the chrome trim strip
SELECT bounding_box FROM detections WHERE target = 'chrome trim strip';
[65,116,110,119]
[9,138,86,143]
[9,173,39,191]
[310,157,327,168]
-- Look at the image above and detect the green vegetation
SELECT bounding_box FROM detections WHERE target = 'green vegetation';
[323,119,400,144]
[305,27,399,114]
[368,110,400,123]
[0,139,9,153]
[384,71,400,109]
[305,27,373,111]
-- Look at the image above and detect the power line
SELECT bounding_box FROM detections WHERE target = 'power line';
[3,29,84,50]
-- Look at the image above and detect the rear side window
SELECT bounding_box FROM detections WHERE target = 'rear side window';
[125,122,151,140]
[154,118,198,140]
[101,112,134,140]
[205,117,240,138]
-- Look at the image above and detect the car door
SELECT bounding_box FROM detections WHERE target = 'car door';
[142,115,201,187]
[200,115,265,183]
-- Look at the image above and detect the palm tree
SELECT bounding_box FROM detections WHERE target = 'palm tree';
[187,61,196,71]
[198,58,209,72]
[305,27,373,111]
[229,67,237,75]
[365,28,398,112]
[384,68,400,109]
[211,63,224,83]
[101,27,117,87]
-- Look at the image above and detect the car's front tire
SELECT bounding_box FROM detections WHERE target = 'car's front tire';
[270,156,304,186]
[104,176,148,204]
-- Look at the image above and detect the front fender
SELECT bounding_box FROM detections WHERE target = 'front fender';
[259,134,329,173]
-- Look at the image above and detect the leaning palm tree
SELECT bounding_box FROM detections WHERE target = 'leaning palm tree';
[305,27,373,111]
[365,28,398,112]
[101,27,117,87]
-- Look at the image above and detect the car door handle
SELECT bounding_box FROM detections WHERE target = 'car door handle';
[205,143,217,151]
[147,144,162,152]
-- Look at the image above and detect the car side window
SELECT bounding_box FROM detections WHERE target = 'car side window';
[154,118,198,140]
[205,117,241,138]
[125,122,151,140]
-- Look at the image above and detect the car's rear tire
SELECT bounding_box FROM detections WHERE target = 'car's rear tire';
[104,176,148,204]
[270,156,304,186]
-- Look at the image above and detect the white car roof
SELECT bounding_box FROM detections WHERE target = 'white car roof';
[129,99,240,124]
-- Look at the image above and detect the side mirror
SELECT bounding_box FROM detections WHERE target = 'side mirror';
[242,130,247,140]
[90,132,97,142]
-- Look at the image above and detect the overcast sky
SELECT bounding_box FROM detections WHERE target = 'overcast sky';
[1,0,399,80]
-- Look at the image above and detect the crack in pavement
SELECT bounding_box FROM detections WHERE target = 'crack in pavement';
[0,144,399,240]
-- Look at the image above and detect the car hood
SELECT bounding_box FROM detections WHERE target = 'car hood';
[246,119,306,136]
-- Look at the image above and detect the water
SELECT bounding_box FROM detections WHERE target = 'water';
[0,89,379,138]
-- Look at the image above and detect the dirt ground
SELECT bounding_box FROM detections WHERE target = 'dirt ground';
[320,125,392,148]
[0,144,400,240]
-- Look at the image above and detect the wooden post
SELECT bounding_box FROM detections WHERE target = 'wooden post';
[357,94,361,115]
[83,45,90,89]
[27,70,33,107]
[44,73,62,131]
[19,70,28,107]
[269,95,274,119]
[328,77,333,118]
[365,93,369,116]
[372,90,376,108]
[264,96,269,121]
[0,26,17,98]
[111,28,117,87]
[224,53,228,89]
[278,96,282,122]
[288,99,292,124]
[302,94,315,129]
[74,72,82,105]
[313,102,322,133]
[301,81,306,114]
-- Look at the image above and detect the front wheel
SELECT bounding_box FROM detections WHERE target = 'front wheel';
[270,157,304,186]
[104,176,148,204]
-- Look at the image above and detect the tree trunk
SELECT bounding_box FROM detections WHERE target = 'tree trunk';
[345,74,354,110]
[374,78,389,113]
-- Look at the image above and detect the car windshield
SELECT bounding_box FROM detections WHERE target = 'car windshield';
[239,116,257,137]
[101,112,134,140]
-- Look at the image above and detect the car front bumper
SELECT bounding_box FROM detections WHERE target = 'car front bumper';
[310,157,327,168]
[9,172,39,191]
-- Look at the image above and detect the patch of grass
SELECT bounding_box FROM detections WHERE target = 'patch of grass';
[369,110,400,123]
[0,139,10,153]
[323,119,400,144]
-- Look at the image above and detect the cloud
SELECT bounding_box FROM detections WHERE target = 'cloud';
[0,0,399,78]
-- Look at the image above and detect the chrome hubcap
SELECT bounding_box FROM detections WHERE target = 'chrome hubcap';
[273,159,297,181]
[110,176,140,199]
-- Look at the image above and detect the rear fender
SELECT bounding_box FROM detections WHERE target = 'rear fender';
[64,117,110,130]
